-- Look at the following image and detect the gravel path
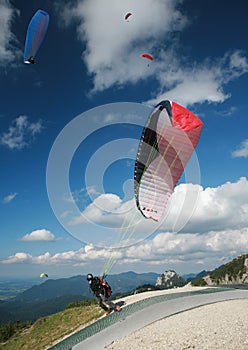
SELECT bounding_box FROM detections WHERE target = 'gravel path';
[105,299,248,350]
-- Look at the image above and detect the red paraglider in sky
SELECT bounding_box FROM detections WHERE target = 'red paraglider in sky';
[140,53,154,66]
[140,53,154,61]
[125,13,132,21]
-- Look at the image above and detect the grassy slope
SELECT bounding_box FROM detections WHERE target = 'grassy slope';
[191,254,248,286]
[209,254,248,282]
[0,304,104,350]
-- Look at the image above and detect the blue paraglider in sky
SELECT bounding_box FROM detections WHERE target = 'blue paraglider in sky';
[24,9,49,64]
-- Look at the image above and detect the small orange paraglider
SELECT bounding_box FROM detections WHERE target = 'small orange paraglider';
[140,53,154,66]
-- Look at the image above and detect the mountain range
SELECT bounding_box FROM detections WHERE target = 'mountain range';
[0,271,160,324]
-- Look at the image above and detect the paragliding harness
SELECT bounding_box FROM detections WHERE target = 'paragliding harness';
[88,274,120,314]
[27,56,35,64]
[89,276,112,298]
[99,277,112,298]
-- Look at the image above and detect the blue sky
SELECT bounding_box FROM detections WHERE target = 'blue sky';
[0,0,248,279]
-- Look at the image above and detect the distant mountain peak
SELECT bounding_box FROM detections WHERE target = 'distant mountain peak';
[155,270,186,289]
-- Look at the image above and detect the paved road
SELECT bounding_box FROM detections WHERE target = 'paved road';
[48,288,248,350]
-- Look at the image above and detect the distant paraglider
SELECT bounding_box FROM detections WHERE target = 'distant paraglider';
[125,12,132,21]
[140,53,154,67]
[24,9,50,64]
[140,53,154,61]
[134,100,204,222]
[40,273,48,278]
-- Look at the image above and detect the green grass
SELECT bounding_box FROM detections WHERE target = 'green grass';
[0,303,104,350]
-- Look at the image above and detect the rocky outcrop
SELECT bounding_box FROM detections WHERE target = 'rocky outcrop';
[155,270,187,289]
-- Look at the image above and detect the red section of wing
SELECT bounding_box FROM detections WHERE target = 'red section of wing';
[171,101,203,132]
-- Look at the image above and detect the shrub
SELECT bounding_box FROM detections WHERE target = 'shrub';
[0,320,32,343]
[191,278,207,287]
[0,322,15,342]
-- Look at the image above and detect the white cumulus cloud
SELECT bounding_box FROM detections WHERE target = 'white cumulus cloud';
[69,193,124,226]
[147,50,248,107]
[0,244,119,266]
[1,252,33,264]
[21,229,56,242]
[185,177,248,233]
[69,177,248,236]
